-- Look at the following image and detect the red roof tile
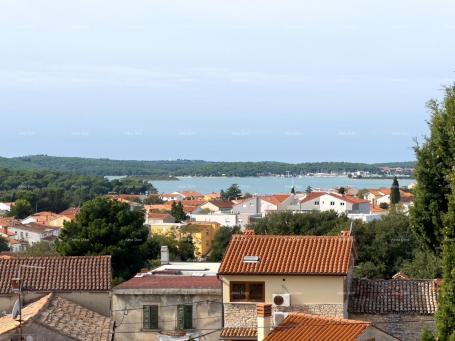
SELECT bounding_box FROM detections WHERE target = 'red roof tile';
[348,279,438,315]
[299,192,326,203]
[219,235,353,275]
[265,313,371,341]
[220,327,257,338]
[260,195,290,206]
[115,275,221,290]
[58,207,81,220]
[0,256,111,294]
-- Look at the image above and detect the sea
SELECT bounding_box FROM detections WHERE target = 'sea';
[149,176,415,195]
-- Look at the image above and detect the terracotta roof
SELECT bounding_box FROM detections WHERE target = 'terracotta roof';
[328,193,369,204]
[265,313,371,341]
[58,207,81,220]
[180,191,203,197]
[0,218,21,227]
[260,195,290,206]
[220,327,257,339]
[36,295,114,341]
[348,279,438,315]
[115,275,221,290]
[207,200,234,209]
[10,222,56,233]
[0,294,114,340]
[0,256,112,294]
[146,213,174,219]
[0,293,51,335]
[299,192,326,203]
[219,235,353,275]
[370,205,387,213]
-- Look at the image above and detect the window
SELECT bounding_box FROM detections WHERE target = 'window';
[230,282,265,302]
[314,201,319,205]
[177,305,193,330]
[330,201,335,206]
[340,202,345,206]
[143,305,159,330]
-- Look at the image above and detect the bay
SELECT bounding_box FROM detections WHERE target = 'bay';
[151,176,415,195]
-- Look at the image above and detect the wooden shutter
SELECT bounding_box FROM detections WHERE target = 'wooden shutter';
[183,305,193,329]
[177,305,185,330]
[143,305,158,329]
[143,306,150,329]
[149,305,158,329]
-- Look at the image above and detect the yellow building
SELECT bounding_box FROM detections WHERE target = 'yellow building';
[149,222,220,259]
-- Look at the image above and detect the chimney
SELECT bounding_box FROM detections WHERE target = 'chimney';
[160,245,169,265]
[340,230,351,237]
[257,303,272,341]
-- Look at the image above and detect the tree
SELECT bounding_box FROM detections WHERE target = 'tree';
[8,199,33,219]
[390,177,401,205]
[305,186,312,194]
[290,186,296,194]
[379,202,389,210]
[400,249,442,279]
[144,195,164,205]
[435,174,455,340]
[208,226,242,261]
[171,202,187,223]
[0,236,9,252]
[178,236,195,261]
[21,241,59,257]
[411,85,455,253]
[57,197,148,283]
[354,213,419,279]
[221,184,242,201]
[338,187,347,195]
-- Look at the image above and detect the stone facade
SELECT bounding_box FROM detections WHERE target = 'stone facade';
[350,313,436,341]
[224,303,257,328]
[223,303,345,329]
[273,303,345,318]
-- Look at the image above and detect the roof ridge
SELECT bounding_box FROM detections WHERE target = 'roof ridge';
[288,312,371,325]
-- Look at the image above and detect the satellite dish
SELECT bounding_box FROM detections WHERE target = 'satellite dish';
[11,299,21,319]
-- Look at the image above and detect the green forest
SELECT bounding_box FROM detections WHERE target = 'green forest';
[0,155,415,177]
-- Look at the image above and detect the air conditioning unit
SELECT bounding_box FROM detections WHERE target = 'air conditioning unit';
[272,293,290,307]
[272,312,289,327]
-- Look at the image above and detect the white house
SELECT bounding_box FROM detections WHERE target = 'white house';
[299,192,370,214]
[8,222,59,245]
[0,202,13,214]
[189,212,239,227]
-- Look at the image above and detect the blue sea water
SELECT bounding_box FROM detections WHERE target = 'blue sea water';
[151,176,414,195]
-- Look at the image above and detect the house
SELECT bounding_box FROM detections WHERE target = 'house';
[193,200,234,214]
[257,310,399,341]
[145,213,176,225]
[364,188,414,208]
[179,222,220,258]
[189,212,239,227]
[204,192,221,201]
[112,249,222,341]
[160,193,186,202]
[0,293,114,341]
[8,222,59,245]
[232,195,291,218]
[298,192,370,214]
[0,256,112,316]
[179,191,205,200]
[21,211,62,225]
[348,278,439,341]
[218,232,355,340]
[0,202,14,214]
[46,207,81,228]
[149,222,187,237]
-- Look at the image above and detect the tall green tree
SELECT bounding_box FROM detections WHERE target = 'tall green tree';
[8,199,33,219]
[221,184,242,200]
[411,85,455,253]
[57,197,148,283]
[178,236,195,261]
[435,174,455,340]
[208,226,242,261]
[171,202,187,223]
[305,186,312,194]
[390,177,401,205]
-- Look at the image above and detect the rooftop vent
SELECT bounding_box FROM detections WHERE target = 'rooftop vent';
[243,255,260,264]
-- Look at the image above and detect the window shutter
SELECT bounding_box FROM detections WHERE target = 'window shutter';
[149,305,158,329]
[177,305,185,330]
[184,305,193,329]
[143,306,150,329]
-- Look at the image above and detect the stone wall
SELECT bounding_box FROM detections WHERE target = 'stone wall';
[224,303,257,328]
[350,313,436,341]
[223,303,344,328]
[273,303,344,318]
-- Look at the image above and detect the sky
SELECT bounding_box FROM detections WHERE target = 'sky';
[1,0,454,163]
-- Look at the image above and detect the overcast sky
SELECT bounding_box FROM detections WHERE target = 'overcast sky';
[1,0,454,162]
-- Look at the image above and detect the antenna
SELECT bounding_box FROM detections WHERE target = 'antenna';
[349,221,354,235]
